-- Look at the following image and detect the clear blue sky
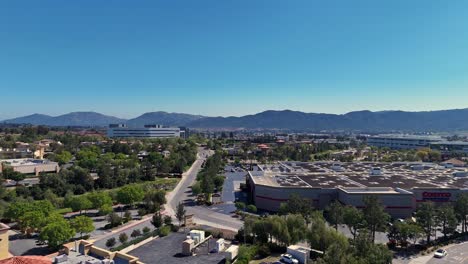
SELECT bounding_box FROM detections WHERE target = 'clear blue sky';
[1,0,468,119]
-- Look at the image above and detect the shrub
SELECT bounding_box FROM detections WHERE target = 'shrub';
[138,208,147,217]
[151,213,162,228]
[123,211,132,223]
[142,226,151,234]
[107,213,122,228]
[158,226,171,237]
[163,215,172,226]
[170,224,179,232]
[105,237,116,248]
[257,244,271,258]
[247,204,257,213]
[131,229,142,238]
[119,233,128,243]
[237,245,258,264]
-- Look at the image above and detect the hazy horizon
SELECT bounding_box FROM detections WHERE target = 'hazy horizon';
[2,1,468,119]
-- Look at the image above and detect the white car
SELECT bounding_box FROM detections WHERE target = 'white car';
[434,249,447,258]
[281,253,299,264]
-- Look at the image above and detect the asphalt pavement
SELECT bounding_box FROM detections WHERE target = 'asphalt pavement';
[166,149,243,231]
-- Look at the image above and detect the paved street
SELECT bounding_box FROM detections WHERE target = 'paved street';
[402,242,468,264]
[166,149,243,231]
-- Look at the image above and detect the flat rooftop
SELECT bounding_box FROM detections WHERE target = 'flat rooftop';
[0,158,56,166]
[250,161,468,190]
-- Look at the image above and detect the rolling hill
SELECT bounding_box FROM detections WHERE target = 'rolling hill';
[3,108,468,132]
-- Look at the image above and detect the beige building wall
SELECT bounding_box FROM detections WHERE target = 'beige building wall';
[0,223,10,260]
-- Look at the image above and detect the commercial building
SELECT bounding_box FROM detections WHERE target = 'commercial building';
[367,135,442,149]
[430,141,468,154]
[107,124,182,139]
[247,161,468,218]
[0,159,60,176]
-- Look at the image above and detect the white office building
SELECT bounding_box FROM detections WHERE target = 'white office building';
[367,135,442,149]
[107,124,181,138]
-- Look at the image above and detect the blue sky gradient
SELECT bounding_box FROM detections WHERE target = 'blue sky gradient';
[1,1,468,119]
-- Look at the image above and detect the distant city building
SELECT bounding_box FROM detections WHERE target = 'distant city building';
[107,124,182,139]
[0,158,59,176]
[367,134,442,149]
[430,141,468,154]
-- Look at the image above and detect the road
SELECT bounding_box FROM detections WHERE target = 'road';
[91,148,242,248]
[411,242,468,264]
[166,148,243,231]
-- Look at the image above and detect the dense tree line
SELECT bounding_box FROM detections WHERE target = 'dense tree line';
[239,211,393,264]
[192,152,225,200]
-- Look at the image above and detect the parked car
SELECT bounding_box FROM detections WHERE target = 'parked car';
[281,253,299,264]
[434,249,447,258]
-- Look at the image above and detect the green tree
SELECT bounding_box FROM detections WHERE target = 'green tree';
[66,196,92,214]
[343,206,365,241]
[285,214,307,245]
[71,215,95,238]
[363,196,390,242]
[19,210,46,234]
[176,202,186,227]
[87,191,113,210]
[117,185,144,207]
[123,211,132,223]
[390,222,424,248]
[143,189,166,213]
[107,212,122,227]
[99,204,114,216]
[415,202,437,244]
[279,193,312,222]
[55,151,72,165]
[151,212,162,228]
[437,204,458,238]
[326,200,344,230]
[40,220,75,250]
[455,193,468,233]
[191,182,202,195]
[164,215,172,226]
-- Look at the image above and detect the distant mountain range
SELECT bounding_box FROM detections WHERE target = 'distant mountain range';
[2,108,468,132]
[2,112,126,127]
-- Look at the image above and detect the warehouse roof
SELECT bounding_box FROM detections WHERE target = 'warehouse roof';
[250,161,468,190]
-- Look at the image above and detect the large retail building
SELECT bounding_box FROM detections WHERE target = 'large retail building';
[247,161,468,218]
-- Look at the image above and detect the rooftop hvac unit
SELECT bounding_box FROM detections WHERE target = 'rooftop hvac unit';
[411,164,424,171]
[370,167,382,176]
[453,171,468,177]
[444,163,454,168]
[331,163,344,172]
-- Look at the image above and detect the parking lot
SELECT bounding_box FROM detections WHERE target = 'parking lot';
[206,166,247,215]
[128,232,226,264]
